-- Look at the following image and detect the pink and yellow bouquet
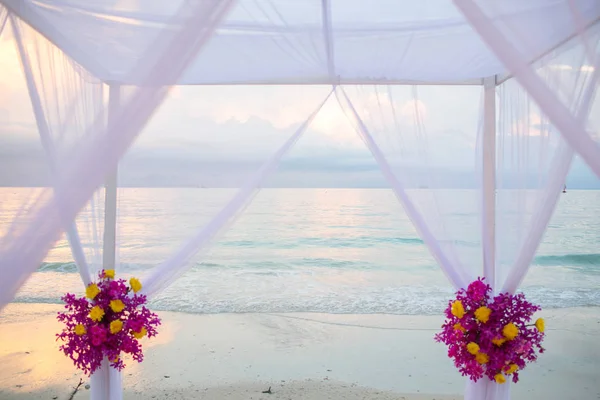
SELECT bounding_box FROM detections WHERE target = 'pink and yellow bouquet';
[57,269,160,375]
[435,278,545,384]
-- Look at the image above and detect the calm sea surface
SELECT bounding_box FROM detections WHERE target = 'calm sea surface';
[1,188,599,315]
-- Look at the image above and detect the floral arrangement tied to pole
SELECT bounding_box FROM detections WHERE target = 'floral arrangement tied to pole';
[57,269,160,375]
[435,278,545,384]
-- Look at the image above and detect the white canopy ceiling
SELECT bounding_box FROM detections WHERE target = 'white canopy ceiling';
[2,0,600,85]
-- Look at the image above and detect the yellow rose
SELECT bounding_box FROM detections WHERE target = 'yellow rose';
[110,320,123,334]
[129,277,142,293]
[466,342,480,355]
[74,324,87,336]
[502,323,519,340]
[492,337,507,346]
[494,373,506,384]
[89,305,105,322]
[132,327,147,339]
[506,364,518,375]
[451,300,465,319]
[474,306,491,323]
[104,269,115,279]
[475,352,489,364]
[110,299,125,313]
[453,323,466,333]
[535,318,545,333]
[86,283,100,300]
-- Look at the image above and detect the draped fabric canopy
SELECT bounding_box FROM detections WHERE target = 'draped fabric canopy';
[2,0,599,85]
[0,1,599,400]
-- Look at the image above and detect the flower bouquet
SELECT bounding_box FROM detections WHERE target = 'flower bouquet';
[435,278,545,384]
[57,269,160,375]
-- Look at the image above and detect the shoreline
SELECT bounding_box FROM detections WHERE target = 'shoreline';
[1,304,599,399]
[7,297,600,318]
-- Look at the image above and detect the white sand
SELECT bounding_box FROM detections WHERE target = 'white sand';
[1,304,599,399]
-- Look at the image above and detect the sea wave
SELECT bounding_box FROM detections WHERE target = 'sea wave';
[37,262,157,273]
[13,285,600,315]
[534,253,600,266]
[221,236,424,248]
[37,251,600,275]
[149,286,600,315]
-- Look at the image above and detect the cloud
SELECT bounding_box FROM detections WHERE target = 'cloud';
[509,112,549,137]
[400,99,427,122]
[547,64,596,73]
[580,65,596,72]
[548,64,574,71]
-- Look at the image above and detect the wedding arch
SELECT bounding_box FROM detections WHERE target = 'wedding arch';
[0,1,598,400]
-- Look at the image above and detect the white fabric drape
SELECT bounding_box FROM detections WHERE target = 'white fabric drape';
[499,52,599,295]
[0,5,7,37]
[1,2,598,400]
[10,14,103,285]
[142,89,334,297]
[3,0,598,85]
[336,38,597,397]
[1,8,238,399]
[2,3,238,400]
[453,0,600,178]
[467,43,598,400]
[0,0,237,311]
[336,85,475,289]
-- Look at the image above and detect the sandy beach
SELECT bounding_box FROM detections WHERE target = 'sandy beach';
[1,304,599,399]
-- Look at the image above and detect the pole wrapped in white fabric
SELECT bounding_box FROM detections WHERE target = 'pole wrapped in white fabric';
[465,75,509,400]
[452,0,600,178]
[88,359,123,400]
[465,379,510,400]
[90,358,109,400]
[90,84,123,400]
[102,84,120,273]
[481,76,496,292]
[142,88,334,297]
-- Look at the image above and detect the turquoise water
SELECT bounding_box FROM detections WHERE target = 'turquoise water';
[2,188,599,315]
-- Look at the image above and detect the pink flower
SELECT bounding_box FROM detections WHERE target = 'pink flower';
[435,277,545,384]
[515,341,532,355]
[467,278,489,302]
[57,270,161,375]
[127,318,144,333]
[108,280,127,298]
[89,325,107,346]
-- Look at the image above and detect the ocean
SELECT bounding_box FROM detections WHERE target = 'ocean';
[2,188,599,315]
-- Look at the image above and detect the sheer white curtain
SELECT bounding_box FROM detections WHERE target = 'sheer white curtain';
[0,2,237,399]
[10,15,107,285]
[0,5,7,37]
[451,3,600,396]
[336,84,481,290]
[469,37,598,400]
[337,82,502,393]
[453,0,600,178]
[141,88,333,297]
[336,33,598,399]
[497,38,600,296]
[0,0,236,311]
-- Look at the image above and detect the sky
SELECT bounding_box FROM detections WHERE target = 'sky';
[0,9,599,189]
